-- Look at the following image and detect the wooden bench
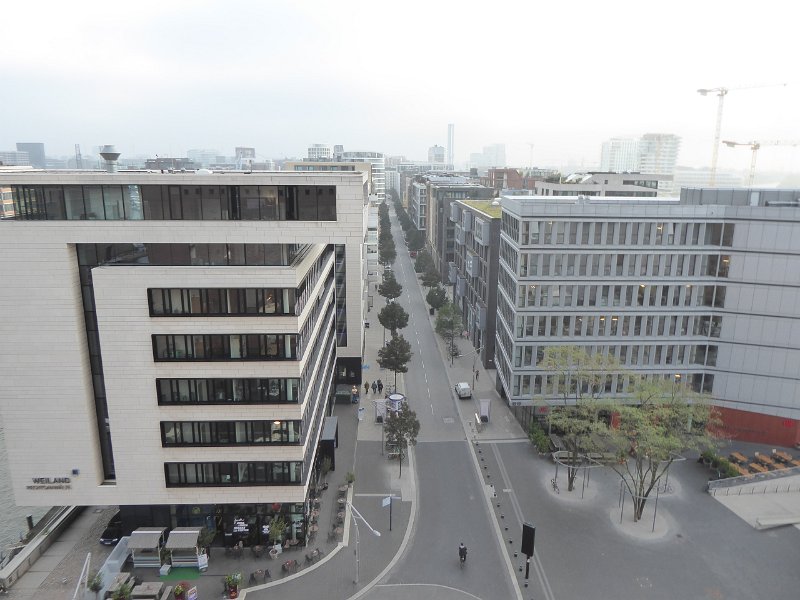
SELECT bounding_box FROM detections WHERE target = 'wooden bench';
[749,463,768,474]
[733,463,751,477]
[729,451,748,464]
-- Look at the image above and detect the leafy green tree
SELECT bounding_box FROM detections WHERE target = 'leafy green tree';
[605,377,719,521]
[379,243,396,265]
[421,266,441,288]
[543,346,619,492]
[407,230,425,252]
[426,285,447,310]
[435,301,462,365]
[378,302,409,334]
[414,250,434,273]
[384,400,420,477]
[378,274,402,301]
[377,333,413,387]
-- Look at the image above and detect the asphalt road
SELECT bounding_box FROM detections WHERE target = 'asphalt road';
[364,214,517,599]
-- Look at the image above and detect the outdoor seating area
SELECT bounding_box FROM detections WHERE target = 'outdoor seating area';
[728,449,800,474]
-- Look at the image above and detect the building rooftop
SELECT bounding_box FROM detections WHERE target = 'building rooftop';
[462,199,502,218]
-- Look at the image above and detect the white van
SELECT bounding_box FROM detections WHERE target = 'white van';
[454,382,472,399]
[479,399,490,423]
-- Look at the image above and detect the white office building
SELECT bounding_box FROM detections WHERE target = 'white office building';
[637,134,681,196]
[0,169,368,543]
[599,138,639,172]
[340,151,385,202]
[495,188,800,448]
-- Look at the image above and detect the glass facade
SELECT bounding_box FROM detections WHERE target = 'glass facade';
[164,461,303,486]
[11,184,337,221]
[156,378,301,405]
[161,420,302,446]
[152,334,298,361]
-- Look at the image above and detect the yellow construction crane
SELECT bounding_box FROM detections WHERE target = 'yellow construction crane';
[697,83,787,186]
[722,140,800,187]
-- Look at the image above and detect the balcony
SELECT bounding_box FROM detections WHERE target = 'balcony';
[455,224,465,245]
[450,203,461,223]
[448,262,458,284]
[466,252,480,277]
[474,219,490,245]
[456,276,466,298]
[461,211,472,232]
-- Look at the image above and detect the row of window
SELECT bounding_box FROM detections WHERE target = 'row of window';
[149,288,297,317]
[504,219,735,248]
[77,243,305,268]
[153,334,298,361]
[513,251,729,279]
[156,378,301,405]
[164,461,303,487]
[512,313,721,340]
[12,184,337,221]
[510,343,717,369]
[161,420,301,446]
[511,282,726,310]
[509,371,713,397]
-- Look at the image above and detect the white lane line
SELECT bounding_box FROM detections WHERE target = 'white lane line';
[491,444,556,600]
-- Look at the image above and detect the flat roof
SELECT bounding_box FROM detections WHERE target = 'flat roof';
[128,527,166,549]
[165,528,201,549]
[461,200,501,218]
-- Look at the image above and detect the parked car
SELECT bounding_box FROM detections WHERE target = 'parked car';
[454,382,472,399]
[99,512,123,545]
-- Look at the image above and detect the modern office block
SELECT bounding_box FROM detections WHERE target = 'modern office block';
[495,188,800,446]
[0,170,368,544]
[450,200,502,369]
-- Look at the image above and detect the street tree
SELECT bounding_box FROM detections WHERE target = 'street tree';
[378,302,409,334]
[543,346,620,492]
[379,243,396,265]
[435,301,462,365]
[421,266,441,288]
[604,376,719,522]
[426,285,447,311]
[378,274,402,301]
[407,230,425,252]
[376,333,412,388]
[384,400,420,477]
[414,250,434,273]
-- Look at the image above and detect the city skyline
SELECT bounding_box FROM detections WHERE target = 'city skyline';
[1,0,799,174]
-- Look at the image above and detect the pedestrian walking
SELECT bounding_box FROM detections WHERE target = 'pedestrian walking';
[475,369,480,381]
[351,385,359,404]
[377,380,383,394]
[364,381,370,395]
[371,381,378,394]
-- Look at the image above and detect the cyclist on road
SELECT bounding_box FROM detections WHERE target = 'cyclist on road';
[458,542,467,565]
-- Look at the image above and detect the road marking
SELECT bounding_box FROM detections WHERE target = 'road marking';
[491,444,556,600]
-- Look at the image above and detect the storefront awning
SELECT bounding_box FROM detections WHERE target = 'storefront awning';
[165,527,201,549]
[322,416,338,441]
[128,527,166,549]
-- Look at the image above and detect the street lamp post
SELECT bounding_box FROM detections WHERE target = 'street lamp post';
[347,501,380,585]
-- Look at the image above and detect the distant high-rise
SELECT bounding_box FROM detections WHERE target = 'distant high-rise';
[340,151,385,201]
[186,149,220,168]
[469,144,506,171]
[447,124,455,165]
[308,144,332,161]
[599,138,639,172]
[637,133,681,196]
[0,151,31,166]
[235,147,256,159]
[16,143,45,168]
[428,145,445,163]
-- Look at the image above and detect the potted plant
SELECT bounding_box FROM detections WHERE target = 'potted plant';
[345,471,356,486]
[173,582,189,600]
[112,582,132,600]
[224,573,242,599]
[268,514,288,548]
[88,572,103,599]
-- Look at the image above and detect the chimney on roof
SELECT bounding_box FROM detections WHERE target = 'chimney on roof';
[99,145,121,173]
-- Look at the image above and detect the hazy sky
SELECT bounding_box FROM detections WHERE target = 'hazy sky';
[2,0,798,173]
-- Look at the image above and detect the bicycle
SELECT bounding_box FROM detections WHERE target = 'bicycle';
[551,478,560,494]
[458,545,467,568]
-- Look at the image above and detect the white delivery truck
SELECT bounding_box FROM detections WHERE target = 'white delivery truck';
[454,382,472,399]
